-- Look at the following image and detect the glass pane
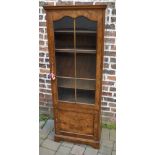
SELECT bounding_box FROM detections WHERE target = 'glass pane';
[57,78,75,102]
[76,16,97,50]
[54,17,75,103]
[76,89,95,104]
[76,79,95,104]
[75,17,97,104]
[56,52,75,77]
[54,17,74,49]
[76,53,96,79]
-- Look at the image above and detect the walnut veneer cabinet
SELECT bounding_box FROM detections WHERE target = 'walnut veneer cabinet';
[43,5,107,149]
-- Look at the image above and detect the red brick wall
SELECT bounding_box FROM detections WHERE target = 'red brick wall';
[39,0,116,122]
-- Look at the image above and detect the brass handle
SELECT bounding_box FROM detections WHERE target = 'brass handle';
[48,62,56,80]
[48,73,56,80]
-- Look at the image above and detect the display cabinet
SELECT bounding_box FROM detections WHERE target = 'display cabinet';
[43,5,106,148]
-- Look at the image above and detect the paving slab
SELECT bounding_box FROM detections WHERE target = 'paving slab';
[110,129,116,141]
[113,142,116,151]
[40,129,50,139]
[39,138,44,146]
[84,147,98,155]
[39,147,55,155]
[55,146,71,155]
[47,131,54,140]
[112,150,116,155]
[44,119,54,131]
[102,140,113,148]
[62,142,74,148]
[40,120,54,139]
[39,121,45,128]
[99,146,112,155]
[71,145,85,155]
[42,139,61,151]
[102,128,110,140]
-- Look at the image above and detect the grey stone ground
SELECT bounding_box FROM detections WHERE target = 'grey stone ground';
[39,119,116,155]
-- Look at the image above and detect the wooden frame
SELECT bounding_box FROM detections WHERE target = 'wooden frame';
[43,5,106,149]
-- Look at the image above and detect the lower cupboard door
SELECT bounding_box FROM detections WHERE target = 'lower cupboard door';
[57,109,99,139]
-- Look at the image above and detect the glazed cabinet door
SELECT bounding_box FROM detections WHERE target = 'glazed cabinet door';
[45,7,105,148]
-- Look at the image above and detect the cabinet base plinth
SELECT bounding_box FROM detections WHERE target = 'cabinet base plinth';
[54,134,100,149]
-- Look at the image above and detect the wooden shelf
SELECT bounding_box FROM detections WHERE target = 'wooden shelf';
[57,77,96,90]
[58,87,95,104]
[55,30,96,34]
[56,48,96,54]
[57,76,95,81]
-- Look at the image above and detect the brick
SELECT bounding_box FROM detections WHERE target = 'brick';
[102,107,110,111]
[105,31,116,37]
[39,47,48,51]
[104,63,109,68]
[103,81,114,86]
[103,70,115,75]
[39,28,44,33]
[39,63,46,68]
[39,58,44,63]
[40,68,50,74]
[107,76,116,81]
[40,89,51,94]
[102,102,108,106]
[105,38,115,44]
[39,15,43,20]
[39,40,44,46]
[39,1,47,7]
[39,93,44,98]
[56,1,73,6]
[39,74,46,78]
[39,79,45,83]
[104,51,116,57]
[111,45,116,50]
[110,87,116,92]
[111,64,116,69]
[109,103,116,107]
[104,97,116,102]
[46,2,54,6]
[111,108,116,112]
[103,92,112,96]
[104,57,109,62]
[111,17,116,23]
[39,22,46,27]
[39,53,45,57]
[103,86,108,91]
[75,2,93,5]
[39,84,46,88]
[110,58,116,63]
[84,147,98,155]
[112,9,116,15]
[39,34,43,39]
[105,24,115,30]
